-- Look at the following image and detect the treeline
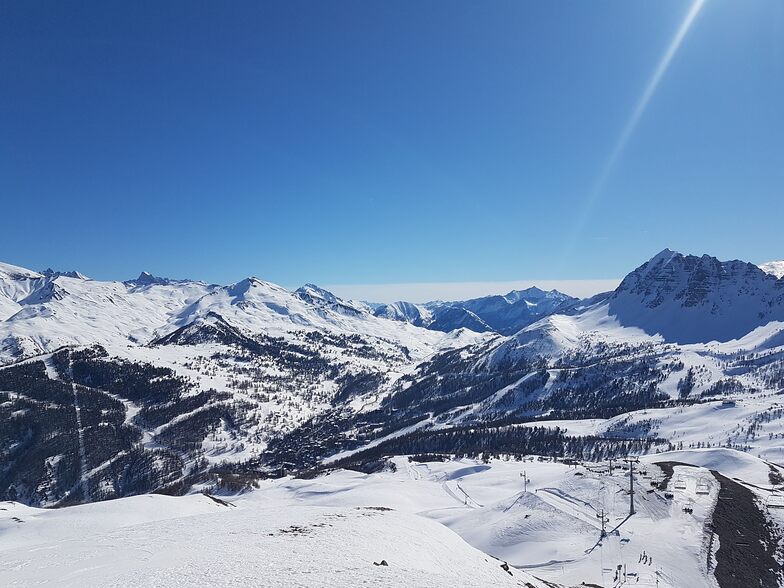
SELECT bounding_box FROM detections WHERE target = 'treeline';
[326,424,666,471]
[385,345,536,415]
[0,349,229,506]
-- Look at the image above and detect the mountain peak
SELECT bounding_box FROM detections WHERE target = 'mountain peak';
[373,301,431,327]
[759,260,784,279]
[644,248,681,267]
[0,262,44,281]
[295,283,339,305]
[128,271,200,287]
[131,271,172,286]
[42,268,90,280]
[503,286,572,305]
[610,250,784,343]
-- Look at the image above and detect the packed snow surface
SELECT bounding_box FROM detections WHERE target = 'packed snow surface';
[0,494,542,587]
[3,449,780,587]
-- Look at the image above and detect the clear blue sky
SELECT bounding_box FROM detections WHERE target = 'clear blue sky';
[1,1,782,293]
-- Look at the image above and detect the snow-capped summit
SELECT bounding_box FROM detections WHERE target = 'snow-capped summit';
[502,286,572,313]
[0,261,43,281]
[373,287,576,335]
[295,283,338,305]
[759,260,784,279]
[152,310,255,348]
[373,300,432,327]
[503,286,544,304]
[126,271,199,287]
[0,262,45,301]
[134,271,167,285]
[41,268,90,280]
[294,283,367,318]
[608,249,784,343]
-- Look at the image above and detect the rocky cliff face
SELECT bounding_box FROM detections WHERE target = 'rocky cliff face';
[609,249,784,343]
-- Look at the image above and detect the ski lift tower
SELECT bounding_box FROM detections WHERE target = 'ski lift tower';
[624,456,640,516]
[597,508,609,537]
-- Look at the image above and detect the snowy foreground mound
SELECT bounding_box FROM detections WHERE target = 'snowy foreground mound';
[0,495,544,587]
[2,448,782,587]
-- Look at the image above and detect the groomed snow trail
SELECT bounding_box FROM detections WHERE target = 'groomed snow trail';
[0,499,538,587]
[58,354,90,504]
[71,381,89,502]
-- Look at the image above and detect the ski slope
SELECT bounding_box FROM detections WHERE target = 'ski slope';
[1,449,781,586]
[259,449,783,587]
[0,494,545,587]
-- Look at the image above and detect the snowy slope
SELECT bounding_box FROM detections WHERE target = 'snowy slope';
[0,273,217,360]
[2,449,779,587]
[0,263,458,365]
[373,300,433,327]
[237,450,783,587]
[0,261,44,302]
[0,294,20,322]
[0,492,547,587]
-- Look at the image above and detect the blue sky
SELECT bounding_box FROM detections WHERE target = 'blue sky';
[1,1,782,299]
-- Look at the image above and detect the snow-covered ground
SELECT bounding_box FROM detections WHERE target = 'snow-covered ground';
[0,494,544,587]
[3,448,780,587]
[278,450,784,587]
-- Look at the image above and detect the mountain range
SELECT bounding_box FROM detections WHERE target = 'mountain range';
[3,248,784,588]
[372,286,576,334]
[1,250,784,508]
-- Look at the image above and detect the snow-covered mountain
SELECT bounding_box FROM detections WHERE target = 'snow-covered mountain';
[608,249,784,343]
[124,270,200,287]
[41,268,91,280]
[266,249,784,475]
[0,266,457,365]
[2,252,784,587]
[0,270,218,359]
[372,286,576,335]
[373,300,433,327]
[3,249,784,513]
[760,260,784,279]
[0,261,487,507]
